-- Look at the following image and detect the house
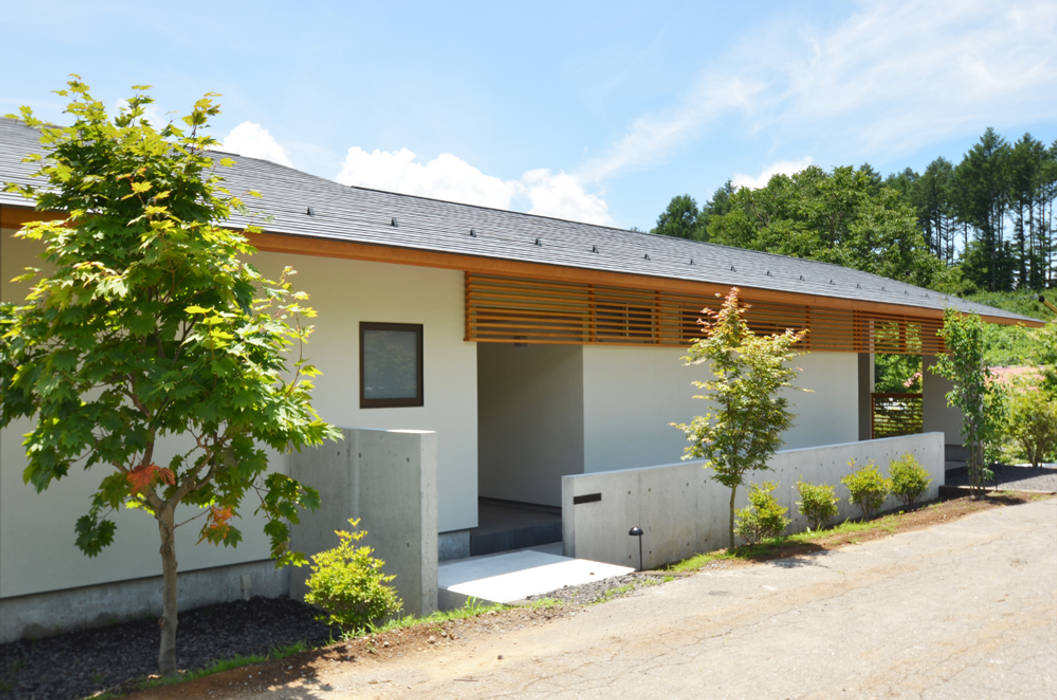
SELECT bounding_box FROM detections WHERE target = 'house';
[0,116,1041,638]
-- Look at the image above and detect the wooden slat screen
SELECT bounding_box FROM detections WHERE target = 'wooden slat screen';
[465,273,946,354]
[871,393,924,438]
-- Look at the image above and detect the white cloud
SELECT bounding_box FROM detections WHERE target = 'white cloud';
[221,122,293,167]
[336,147,614,225]
[578,76,763,183]
[336,147,518,210]
[522,169,612,225]
[577,0,1057,180]
[732,156,813,190]
[774,0,1057,154]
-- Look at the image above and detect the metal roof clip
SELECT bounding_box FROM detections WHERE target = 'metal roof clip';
[643,253,650,260]
[306,206,315,216]
[469,229,477,237]
[591,245,598,253]
[390,217,398,227]
[535,238,542,246]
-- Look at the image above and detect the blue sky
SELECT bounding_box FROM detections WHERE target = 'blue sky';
[3,1,1056,230]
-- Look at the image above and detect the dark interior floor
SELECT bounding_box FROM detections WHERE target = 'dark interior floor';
[468,498,562,556]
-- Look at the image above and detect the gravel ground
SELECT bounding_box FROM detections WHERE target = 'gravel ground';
[0,597,334,700]
[520,572,672,606]
[947,462,1057,492]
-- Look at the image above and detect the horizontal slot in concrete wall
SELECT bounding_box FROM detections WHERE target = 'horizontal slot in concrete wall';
[563,432,944,570]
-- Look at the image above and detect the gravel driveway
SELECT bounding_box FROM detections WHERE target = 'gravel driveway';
[226,497,1057,699]
[947,462,1057,492]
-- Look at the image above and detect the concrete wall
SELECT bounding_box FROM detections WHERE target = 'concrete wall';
[0,560,286,643]
[478,344,583,507]
[580,346,860,473]
[290,428,438,617]
[922,355,964,449]
[563,432,944,570]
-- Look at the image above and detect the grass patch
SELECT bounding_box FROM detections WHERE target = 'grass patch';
[669,492,1049,573]
[148,641,310,688]
[368,597,507,635]
[670,510,916,572]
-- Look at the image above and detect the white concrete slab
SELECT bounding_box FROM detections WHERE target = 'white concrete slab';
[438,548,634,606]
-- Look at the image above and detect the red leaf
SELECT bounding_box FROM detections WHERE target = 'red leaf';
[125,463,175,494]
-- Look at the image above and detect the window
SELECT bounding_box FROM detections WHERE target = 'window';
[359,322,423,408]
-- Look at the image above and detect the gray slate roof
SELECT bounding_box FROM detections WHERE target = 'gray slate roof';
[0,117,1035,323]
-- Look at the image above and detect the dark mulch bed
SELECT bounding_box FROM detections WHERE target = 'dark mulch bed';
[0,596,334,700]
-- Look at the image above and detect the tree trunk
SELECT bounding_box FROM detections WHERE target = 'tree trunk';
[157,505,179,676]
[728,485,737,550]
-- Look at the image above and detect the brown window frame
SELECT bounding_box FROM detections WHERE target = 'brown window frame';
[359,322,424,408]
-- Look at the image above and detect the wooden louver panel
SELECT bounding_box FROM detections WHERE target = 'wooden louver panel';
[465,273,946,355]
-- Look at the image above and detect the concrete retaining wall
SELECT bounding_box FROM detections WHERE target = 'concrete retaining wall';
[290,428,438,617]
[0,559,287,643]
[562,432,944,570]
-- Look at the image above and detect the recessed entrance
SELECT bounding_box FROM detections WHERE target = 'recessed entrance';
[468,498,561,556]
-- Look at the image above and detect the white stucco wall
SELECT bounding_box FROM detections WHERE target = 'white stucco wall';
[580,345,860,474]
[2,229,283,598]
[922,355,963,447]
[245,252,477,534]
[478,343,584,507]
[0,230,476,599]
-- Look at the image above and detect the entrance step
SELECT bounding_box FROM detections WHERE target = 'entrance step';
[470,521,561,556]
[438,546,634,610]
[469,499,561,557]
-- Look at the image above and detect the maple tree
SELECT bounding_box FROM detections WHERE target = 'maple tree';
[0,78,338,675]
[672,288,807,549]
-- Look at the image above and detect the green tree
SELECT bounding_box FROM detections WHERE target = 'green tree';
[672,288,806,549]
[705,165,940,288]
[652,193,704,240]
[954,128,1014,291]
[698,180,735,236]
[1006,386,1057,468]
[0,79,339,675]
[928,310,1006,497]
[1034,318,1057,400]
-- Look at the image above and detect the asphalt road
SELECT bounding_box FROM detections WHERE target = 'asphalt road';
[254,498,1057,699]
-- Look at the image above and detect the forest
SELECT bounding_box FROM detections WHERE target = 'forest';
[652,128,1057,298]
[650,127,1057,397]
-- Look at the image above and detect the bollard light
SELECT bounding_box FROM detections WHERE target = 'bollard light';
[628,526,644,571]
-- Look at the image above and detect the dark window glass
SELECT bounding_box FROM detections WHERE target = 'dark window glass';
[360,322,423,408]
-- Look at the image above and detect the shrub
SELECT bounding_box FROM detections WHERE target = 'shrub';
[734,482,790,545]
[840,461,892,520]
[1007,388,1057,468]
[795,481,839,530]
[304,518,403,632]
[888,454,932,508]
